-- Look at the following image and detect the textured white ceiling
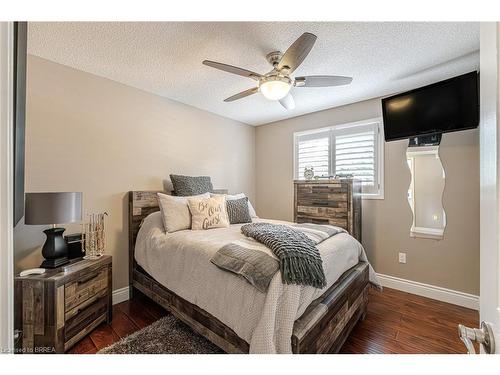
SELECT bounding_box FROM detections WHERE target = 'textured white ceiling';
[27,22,479,126]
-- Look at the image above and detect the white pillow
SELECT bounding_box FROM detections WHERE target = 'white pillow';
[210,192,258,218]
[157,192,210,233]
[187,195,230,230]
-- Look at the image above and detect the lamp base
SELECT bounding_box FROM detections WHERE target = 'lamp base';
[41,227,69,268]
[40,257,69,269]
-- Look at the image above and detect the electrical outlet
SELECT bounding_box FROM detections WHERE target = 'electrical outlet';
[398,252,407,264]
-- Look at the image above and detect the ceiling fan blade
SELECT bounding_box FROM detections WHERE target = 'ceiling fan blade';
[277,32,317,74]
[224,87,259,102]
[203,60,262,81]
[295,75,353,87]
[279,93,295,110]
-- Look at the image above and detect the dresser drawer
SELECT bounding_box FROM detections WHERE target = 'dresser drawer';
[296,215,348,229]
[65,288,108,321]
[65,266,109,311]
[297,205,348,219]
[297,183,348,195]
[64,293,108,342]
[296,195,348,207]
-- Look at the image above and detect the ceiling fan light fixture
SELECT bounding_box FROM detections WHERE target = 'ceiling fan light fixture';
[259,75,292,101]
[203,32,353,109]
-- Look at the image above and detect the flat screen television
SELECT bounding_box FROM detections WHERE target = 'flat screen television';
[382,71,479,142]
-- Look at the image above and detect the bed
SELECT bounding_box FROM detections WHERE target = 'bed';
[128,190,377,353]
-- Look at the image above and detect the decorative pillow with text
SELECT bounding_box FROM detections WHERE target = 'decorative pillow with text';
[187,195,230,230]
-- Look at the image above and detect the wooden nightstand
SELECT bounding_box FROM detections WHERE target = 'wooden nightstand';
[15,255,112,353]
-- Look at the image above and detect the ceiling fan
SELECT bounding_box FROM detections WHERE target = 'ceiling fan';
[202,32,353,110]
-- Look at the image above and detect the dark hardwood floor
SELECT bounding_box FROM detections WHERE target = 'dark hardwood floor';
[69,287,478,354]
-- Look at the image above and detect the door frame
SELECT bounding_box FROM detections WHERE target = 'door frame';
[479,22,500,353]
[0,21,15,354]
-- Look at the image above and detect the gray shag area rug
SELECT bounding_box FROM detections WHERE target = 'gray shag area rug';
[98,314,224,354]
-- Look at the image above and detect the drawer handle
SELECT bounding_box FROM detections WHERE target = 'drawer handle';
[75,295,99,316]
[76,296,99,315]
[77,272,100,285]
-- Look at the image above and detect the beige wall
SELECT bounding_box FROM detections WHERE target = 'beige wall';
[14,55,256,291]
[256,98,479,294]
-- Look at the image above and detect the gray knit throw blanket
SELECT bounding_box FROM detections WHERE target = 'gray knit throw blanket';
[241,222,326,289]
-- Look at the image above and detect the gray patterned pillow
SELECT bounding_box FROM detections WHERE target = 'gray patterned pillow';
[226,197,252,224]
[170,174,213,196]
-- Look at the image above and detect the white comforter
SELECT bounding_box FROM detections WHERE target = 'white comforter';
[135,212,379,353]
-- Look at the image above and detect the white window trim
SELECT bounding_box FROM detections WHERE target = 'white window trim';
[294,117,385,200]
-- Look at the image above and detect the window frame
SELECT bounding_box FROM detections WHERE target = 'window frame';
[293,117,385,200]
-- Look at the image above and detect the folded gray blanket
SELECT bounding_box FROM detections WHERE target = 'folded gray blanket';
[211,223,345,292]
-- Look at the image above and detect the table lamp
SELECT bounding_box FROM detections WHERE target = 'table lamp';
[25,192,83,268]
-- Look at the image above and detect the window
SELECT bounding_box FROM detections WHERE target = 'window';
[294,118,384,199]
[295,130,331,179]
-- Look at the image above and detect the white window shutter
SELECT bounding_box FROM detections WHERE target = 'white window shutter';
[335,131,375,184]
[333,121,380,195]
[295,130,331,179]
[294,120,384,198]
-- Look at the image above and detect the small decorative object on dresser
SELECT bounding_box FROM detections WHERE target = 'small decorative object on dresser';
[15,256,112,353]
[294,179,362,242]
[303,166,314,180]
[65,233,85,259]
[82,212,108,259]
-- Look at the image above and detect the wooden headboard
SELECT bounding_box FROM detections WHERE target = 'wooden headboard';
[128,189,228,290]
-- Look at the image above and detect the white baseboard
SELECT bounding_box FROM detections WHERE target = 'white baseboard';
[376,273,479,310]
[112,286,130,305]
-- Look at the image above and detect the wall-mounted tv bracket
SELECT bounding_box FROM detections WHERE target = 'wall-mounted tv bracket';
[408,132,442,147]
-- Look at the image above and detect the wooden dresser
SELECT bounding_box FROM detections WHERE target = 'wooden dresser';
[15,256,112,353]
[294,179,362,242]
